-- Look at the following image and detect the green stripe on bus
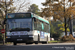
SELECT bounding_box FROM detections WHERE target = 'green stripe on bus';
[31,14,49,24]
[42,23,44,30]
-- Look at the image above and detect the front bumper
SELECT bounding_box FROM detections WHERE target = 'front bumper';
[6,35,33,42]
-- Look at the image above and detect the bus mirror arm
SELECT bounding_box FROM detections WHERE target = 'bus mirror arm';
[3,18,7,24]
[33,17,36,22]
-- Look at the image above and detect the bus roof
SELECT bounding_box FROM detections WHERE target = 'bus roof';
[7,12,49,24]
[7,12,32,14]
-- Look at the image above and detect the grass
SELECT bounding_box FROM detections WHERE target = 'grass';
[48,41,61,43]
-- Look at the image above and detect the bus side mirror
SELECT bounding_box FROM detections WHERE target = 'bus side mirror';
[3,19,7,24]
[33,17,36,22]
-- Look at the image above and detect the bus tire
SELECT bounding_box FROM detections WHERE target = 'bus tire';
[35,35,39,44]
[13,42,17,45]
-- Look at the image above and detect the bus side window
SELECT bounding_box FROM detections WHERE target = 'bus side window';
[37,21,42,31]
[34,18,37,30]
[43,23,50,33]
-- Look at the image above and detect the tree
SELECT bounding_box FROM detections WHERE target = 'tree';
[73,19,75,31]
[27,4,40,15]
[50,21,62,39]
[58,23,70,32]
[0,0,16,44]
[0,0,16,28]
[14,0,30,12]
[41,0,75,36]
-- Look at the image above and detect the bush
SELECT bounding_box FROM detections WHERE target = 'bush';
[61,34,75,41]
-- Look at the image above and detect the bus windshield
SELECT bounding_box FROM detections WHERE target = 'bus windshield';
[7,18,32,31]
[8,13,31,18]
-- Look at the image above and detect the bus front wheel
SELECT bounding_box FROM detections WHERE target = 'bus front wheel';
[13,42,17,45]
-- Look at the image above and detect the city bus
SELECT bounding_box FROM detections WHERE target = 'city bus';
[5,12,50,45]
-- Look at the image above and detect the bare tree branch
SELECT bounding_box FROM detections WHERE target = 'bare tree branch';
[14,0,30,12]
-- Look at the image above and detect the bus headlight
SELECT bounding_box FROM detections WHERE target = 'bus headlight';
[6,32,11,36]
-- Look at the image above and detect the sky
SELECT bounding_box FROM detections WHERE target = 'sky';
[31,0,45,9]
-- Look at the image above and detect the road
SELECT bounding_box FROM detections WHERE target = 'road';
[0,43,75,50]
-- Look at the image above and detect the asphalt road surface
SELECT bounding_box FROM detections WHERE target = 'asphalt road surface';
[0,43,75,50]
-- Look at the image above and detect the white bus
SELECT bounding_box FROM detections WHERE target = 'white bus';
[5,12,50,45]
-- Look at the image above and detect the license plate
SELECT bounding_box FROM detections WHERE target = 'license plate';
[17,39,23,41]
